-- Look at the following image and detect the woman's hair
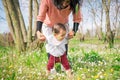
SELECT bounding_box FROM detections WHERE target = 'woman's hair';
[70,0,83,13]
[52,0,83,14]
[53,23,66,34]
[52,0,63,10]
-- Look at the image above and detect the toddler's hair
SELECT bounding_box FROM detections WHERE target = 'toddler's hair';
[53,23,66,34]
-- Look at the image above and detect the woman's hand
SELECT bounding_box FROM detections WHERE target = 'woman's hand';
[68,31,74,39]
[36,31,46,42]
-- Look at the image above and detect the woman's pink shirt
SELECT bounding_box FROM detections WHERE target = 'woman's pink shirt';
[37,0,82,27]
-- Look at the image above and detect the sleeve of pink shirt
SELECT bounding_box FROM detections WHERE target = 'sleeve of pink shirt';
[37,0,48,22]
[73,9,82,23]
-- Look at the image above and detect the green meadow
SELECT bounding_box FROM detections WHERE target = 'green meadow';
[0,37,120,80]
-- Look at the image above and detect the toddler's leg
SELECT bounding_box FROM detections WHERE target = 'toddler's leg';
[60,44,68,72]
[47,54,55,75]
[48,53,57,73]
[61,54,70,70]
[61,54,73,79]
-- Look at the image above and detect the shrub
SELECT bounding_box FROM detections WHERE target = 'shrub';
[82,50,103,63]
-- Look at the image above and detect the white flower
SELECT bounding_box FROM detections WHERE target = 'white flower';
[18,66,22,74]
[100,75,104,79]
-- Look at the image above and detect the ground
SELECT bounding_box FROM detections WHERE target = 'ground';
[0,37,120,80]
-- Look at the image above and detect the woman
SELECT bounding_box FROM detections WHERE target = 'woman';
[36,0,82,41]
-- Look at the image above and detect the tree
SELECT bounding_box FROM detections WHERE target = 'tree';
[2,0,25,51]
[27,0,33,46]
[112,0,120,37]
[88,0,103,40]
[2,0,43,52]
[2,0,40,52]
[78,22,85,41]
[102,0,114,48]
[32,0,39,38]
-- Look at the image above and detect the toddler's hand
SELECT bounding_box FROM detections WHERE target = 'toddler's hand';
[37,31,46,42]
[68,31,74,39]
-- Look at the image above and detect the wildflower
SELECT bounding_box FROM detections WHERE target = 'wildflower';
[88,69,90,72]
[1,78,4,80]
[9,65,13,68]
[98,71,102,75]
[99,61,103,65]
[104,73,106,76]
[101,69,104,72]
[100,75,104,79]
[18,66,22,74]
[13,54,16,57]
[94,75,99,79]
[38,72,41,76]
[77,77,80,80]
[3,70,6,73]
[110,68,114,73]
[81,74,86,79]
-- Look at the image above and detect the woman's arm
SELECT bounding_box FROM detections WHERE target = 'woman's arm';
[73,22,79,36]
[36,0,48,42]
[72,8,82,36]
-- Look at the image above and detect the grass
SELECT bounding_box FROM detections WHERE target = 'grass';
[0,37,120,80]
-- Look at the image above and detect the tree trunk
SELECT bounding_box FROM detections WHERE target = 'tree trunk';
[32,0,39,38]
[114,0,119,37]
[28,0,33,46]
[106,11,114,48]
[13,0,27,43]
[102,0,114,48]
[2,0,44,51]
[79,23,84,41]
[5,0,25,51]
[2,0,15,42]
